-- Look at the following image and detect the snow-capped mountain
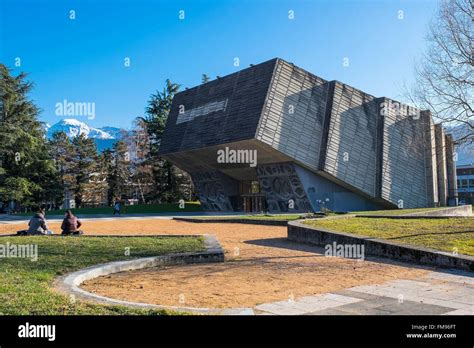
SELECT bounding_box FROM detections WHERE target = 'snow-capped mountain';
[45,119,124,151]
[97,126,125,139]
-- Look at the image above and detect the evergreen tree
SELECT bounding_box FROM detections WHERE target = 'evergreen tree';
[101,149,115,205]
[105,140,131,204]
[71,134,100,208]
[139,79,194,203]
[48,131,77,207]
[0,64,60,211]
[201,74,211,83]
[144,79,180,155]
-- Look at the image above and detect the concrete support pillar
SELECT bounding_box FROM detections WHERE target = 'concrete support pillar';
[421,111,439,207]
[445,134,458,206]
[435,124,448,206]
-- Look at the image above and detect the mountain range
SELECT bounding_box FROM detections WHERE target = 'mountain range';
[44,119,125,151]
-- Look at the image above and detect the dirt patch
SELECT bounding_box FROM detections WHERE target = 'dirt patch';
[83,256,429,308]
[0,218,429,308]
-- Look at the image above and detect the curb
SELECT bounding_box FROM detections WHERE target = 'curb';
[0,234,206,238]
[173,217,289,226]
[287,220,474,272]
[355,215,473,219]
[53,235,254,315]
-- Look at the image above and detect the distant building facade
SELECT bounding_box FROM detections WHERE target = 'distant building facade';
[457,164,474,205]
[159,58,458,213]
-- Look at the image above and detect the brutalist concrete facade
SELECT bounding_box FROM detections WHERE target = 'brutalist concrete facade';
[159,58,457,212]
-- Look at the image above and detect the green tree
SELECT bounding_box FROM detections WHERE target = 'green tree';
[105,140,131,204]
[0,177,41,208]
[144,79,180,155]
[139,79,194,203]
[48,131,77,206]
[0,64,60,211]
[201,74,211,83]
[71,134,100,208]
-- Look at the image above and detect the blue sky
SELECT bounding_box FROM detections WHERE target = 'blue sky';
[0,0,439,129]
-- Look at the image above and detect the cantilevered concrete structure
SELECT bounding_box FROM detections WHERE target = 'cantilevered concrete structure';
[159,58,458,213]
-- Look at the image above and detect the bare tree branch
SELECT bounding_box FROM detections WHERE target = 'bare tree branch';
[407,0,473,145]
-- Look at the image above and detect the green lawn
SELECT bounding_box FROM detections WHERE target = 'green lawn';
[352,207,444,216]
[304,217,474,256]
[14,202,202,216]
[0,236,204,315]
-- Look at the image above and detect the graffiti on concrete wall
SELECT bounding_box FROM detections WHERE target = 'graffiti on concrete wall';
[256,163,312,213]
[192,171,234,211]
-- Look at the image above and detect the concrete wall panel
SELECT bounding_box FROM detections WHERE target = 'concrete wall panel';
[159,59,277,155]
[435,124,448,206]
[294,164,381,212]
[256,60,329,171]
[380,100,429,208]
[322,82,379,198]
[445,134,458,206]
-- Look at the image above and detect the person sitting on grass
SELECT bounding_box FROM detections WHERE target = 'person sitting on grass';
[17,207,52,235]
[61,209,84,235]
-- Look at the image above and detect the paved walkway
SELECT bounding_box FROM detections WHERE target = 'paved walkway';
[252,270,474,315]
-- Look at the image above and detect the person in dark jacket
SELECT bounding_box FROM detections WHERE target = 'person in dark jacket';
[61,210,83,235]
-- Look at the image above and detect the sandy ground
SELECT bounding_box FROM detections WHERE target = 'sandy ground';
[0,219,429,308]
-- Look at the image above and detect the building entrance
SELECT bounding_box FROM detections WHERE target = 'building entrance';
[238,181,267,213]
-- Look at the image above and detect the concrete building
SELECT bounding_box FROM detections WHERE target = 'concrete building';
[158,58,458,213]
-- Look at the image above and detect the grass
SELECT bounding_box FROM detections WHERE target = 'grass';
[304,217,474,256]
[0,235,205,315]
[352,207,444,216]
[14,202,202,216]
